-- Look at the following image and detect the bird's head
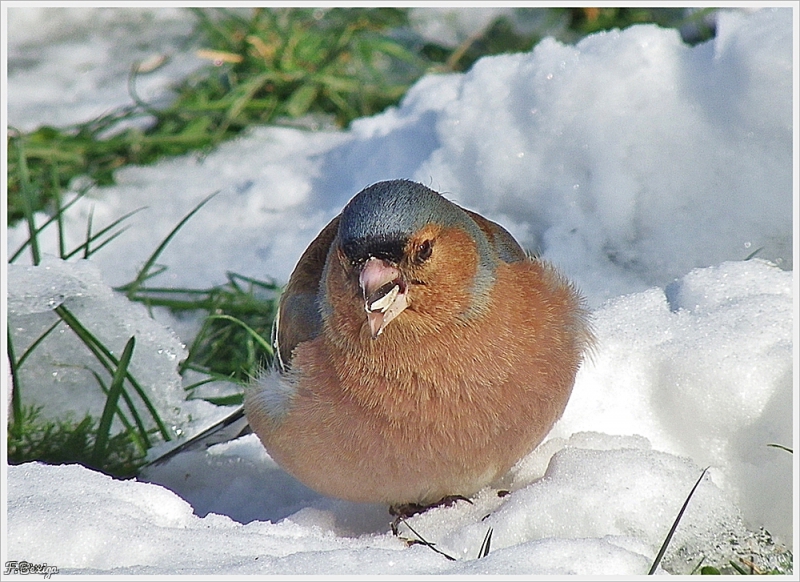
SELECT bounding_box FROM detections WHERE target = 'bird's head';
[326,180,505,339]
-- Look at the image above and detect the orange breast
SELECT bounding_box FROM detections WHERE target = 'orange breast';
[250,257,591,505]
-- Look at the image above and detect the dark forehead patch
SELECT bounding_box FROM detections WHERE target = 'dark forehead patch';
[340,234,407,265]
[339,179,467,246]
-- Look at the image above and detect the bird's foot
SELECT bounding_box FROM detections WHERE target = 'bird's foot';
[389,495,473,536]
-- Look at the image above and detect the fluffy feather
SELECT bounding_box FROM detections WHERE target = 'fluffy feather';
[245,179,593,506]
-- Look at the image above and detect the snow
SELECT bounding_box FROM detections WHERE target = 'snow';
[3,5,797,577]
[5,256,231,434]
[408,7,516,48]
[5,440,743,575]
[5,7,202,132]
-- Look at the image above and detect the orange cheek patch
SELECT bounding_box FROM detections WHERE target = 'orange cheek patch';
[406,226,479,318]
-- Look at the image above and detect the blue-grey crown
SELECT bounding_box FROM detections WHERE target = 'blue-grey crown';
[339,180,467,247]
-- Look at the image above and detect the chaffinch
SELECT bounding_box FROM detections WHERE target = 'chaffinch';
[245,179,593,510]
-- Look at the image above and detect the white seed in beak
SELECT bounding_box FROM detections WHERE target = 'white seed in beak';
[368,283,400,313]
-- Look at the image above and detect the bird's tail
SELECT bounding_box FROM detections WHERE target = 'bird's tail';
[142,406,252,468]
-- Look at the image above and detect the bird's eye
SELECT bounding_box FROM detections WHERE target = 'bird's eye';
[415,240,433,264]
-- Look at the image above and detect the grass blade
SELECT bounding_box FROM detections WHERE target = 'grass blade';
[648,467,709,574]
[744,246,763,261]
[117,191,218,299]
[689,555,707,574]
[477,527,493,559]
[93,336,135,463]
[6,329,24,435]
[15,140,42,265]
[76,225,132,259]
[9,191,144,263]
[84,205,95,258]
[86,368,146,454]
[198,393,245,407]
[205,314,274,355]
[54,168,68,258]
[8,318,65,435]
[9,187,88,263]
[14,318,62,370]
[63,206,146,260]
[53,305,151,445]
[54,305,169,444]
[397,518,456,562]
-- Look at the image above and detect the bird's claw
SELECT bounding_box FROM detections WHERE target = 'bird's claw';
[389,495,474,536]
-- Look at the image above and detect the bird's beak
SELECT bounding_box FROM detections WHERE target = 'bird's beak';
[359,257,409,339]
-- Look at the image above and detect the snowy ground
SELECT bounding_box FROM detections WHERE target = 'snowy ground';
[3,6,798,577]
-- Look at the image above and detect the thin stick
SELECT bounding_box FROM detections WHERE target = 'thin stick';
[397,518,456,562]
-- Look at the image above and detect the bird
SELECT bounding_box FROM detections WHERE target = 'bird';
[243,179,593,511]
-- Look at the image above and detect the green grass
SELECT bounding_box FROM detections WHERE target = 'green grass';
[7,148,279,476]
[7,8,721,476]
[129,272,280,389]
[4,9,793,575]
[6,7,717,226]
[7,405,147,479]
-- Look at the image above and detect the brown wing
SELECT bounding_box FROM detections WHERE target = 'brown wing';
[463,209,528,263]
[275,215,340,369]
